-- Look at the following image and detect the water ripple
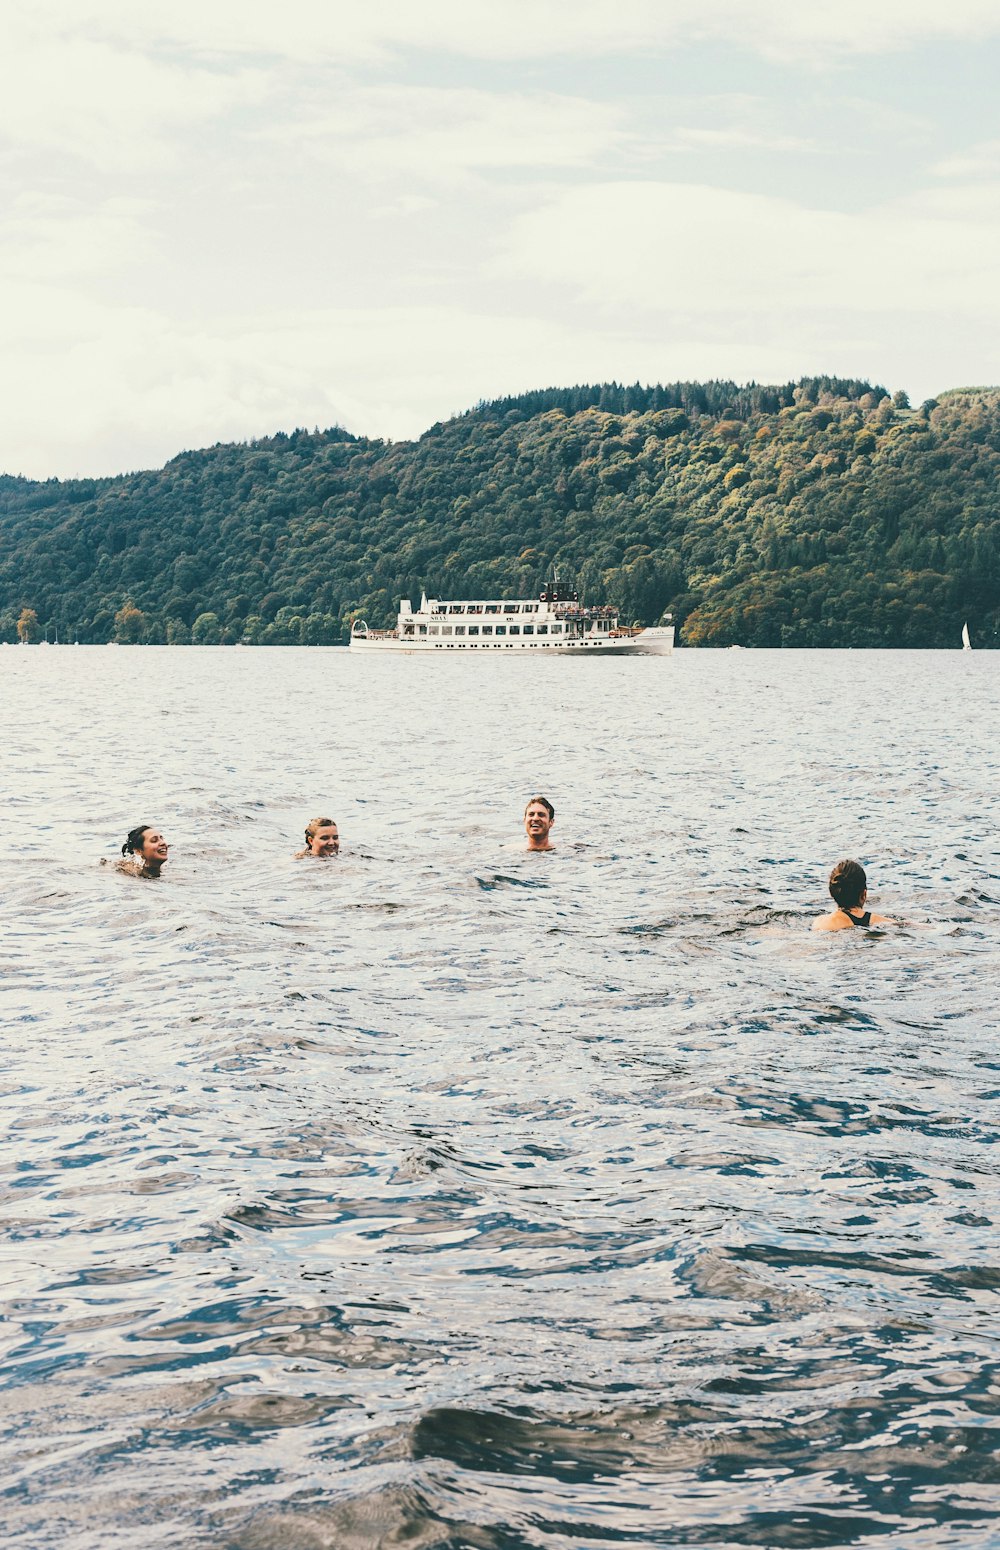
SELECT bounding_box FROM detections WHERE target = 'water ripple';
[1,647,999,1547]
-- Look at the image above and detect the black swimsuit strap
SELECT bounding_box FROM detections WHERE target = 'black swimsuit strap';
[842,908,870,927]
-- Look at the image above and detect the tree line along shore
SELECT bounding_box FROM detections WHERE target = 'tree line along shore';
[1,376,998,648]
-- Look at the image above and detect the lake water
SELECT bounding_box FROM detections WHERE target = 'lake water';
[2,646,999,1549]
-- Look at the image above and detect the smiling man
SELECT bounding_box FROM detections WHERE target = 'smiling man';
[523,796,555,852]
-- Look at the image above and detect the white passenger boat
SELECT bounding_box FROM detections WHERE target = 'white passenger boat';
[350,578,674,655]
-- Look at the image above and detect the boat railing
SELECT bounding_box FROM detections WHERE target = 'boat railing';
[553,603,618,620]
[351,620,398,640]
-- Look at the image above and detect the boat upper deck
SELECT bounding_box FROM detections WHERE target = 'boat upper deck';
[424,599,618,621]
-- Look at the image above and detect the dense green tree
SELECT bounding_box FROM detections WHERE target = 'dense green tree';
[1,381,998,646]
[191,611,222,644]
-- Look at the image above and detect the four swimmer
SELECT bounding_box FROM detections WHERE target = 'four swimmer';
[110,809,889,932]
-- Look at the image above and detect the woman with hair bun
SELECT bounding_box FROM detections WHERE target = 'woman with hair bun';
[813,858,888,932]
[295,817,339,858]
[116,824,170,878]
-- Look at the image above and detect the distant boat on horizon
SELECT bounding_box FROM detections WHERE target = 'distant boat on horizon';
[350,576,675,655]
[962,621,972,651]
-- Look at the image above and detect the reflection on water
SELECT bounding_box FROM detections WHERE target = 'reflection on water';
[1,646,999,1547]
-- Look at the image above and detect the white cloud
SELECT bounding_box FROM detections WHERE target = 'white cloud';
[0,294,681,477]
[11,0,1000,67]
[0,11,265,169]
[728,0,1000,61]
[0,194,154,281]
[498,180,1000,317]
[671,127,816,154]
[930,139,1000,180]
[267,87,626,181]
[2,1,998,480]
[370,194,439,220]
[898,183,1000,220]
[3,273,995,480]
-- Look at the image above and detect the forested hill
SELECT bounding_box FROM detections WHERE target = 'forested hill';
[2,376,998,646]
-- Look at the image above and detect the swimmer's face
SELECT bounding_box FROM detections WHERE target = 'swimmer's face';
[308,824,339,856]
[140,829,169,863]
[524,802,553,844]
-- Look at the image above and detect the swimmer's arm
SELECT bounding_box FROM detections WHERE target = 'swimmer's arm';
[871,913,934,929]
[112,858,147,877]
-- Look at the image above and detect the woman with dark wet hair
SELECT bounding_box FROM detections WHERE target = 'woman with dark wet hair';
[117,825,170,878]
[813,858,888,932]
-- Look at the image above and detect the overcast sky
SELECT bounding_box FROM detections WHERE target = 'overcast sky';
[3,0,1000,478]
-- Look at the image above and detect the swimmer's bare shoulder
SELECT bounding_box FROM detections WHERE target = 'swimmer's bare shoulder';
[812,909,892,932]
[105,857,154,878]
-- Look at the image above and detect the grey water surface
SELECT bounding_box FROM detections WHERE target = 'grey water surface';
[1,646,999,1549]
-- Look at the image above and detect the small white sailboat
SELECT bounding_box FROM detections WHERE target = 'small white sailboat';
[962,621,972,651]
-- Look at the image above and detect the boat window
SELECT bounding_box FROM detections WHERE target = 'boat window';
[468,625,480,635]
[442,625,453,635]
[525,603,538,613]
[467,604,482,615]
[433,605,446,615]
[485,603,500,614]
[537,624,548,635]
[481,625,493,635]
[503,604,518,614]
[403,625,414,636]
[449,605,463,614]
[455,625,466,636]
[418,625,427,635]
[522,624,534,636]
[551,623,562,634]
[429,626,440,635]
[509,624,520,635]
[495,625,506,636]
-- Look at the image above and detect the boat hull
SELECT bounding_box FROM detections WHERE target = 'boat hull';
[350,627,674,656]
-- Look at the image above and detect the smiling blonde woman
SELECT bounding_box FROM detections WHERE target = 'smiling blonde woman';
[295,817,340,858]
